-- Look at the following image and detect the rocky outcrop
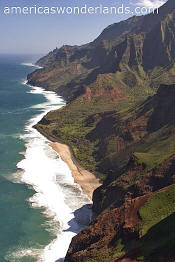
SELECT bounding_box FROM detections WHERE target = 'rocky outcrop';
[65,194,148,262]
[28,0,175,102]
[28,0,175,260]
[93,153,175,214]
[65,185,175,262]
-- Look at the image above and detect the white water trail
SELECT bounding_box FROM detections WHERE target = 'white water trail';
[15,80,92,262]
[21,63,43,69]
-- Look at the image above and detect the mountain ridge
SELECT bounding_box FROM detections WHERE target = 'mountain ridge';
[28,0,175,104]
[28,0,175,260]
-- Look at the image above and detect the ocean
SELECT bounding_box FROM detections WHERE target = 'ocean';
[0,54,91,262]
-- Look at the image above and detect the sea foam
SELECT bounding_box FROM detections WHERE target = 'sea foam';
[21,63,43,69]
[15,81,92,262]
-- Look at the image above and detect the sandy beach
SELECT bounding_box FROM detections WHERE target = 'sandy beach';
[50,142,101,200]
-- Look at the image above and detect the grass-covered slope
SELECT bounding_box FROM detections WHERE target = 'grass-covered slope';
[36,83,175,215]
[28,0,175,260]
[65,185,175,262]
[28,0,175,102]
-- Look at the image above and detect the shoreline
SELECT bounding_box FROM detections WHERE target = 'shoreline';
[27,76,101,200]
[34,112,101,201]
[50,141,101,200]
[21,76,94,261]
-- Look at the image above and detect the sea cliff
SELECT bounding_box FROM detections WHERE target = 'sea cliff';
[29,0,175,260]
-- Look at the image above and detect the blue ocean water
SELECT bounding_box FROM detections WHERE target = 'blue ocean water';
[0,54,53,262]
[0,55,91,262]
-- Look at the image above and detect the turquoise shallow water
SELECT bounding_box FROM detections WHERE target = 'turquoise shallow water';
[0,54,92,262]
[0,55,54,262]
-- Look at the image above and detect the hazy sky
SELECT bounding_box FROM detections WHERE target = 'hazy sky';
[0,0,166,55]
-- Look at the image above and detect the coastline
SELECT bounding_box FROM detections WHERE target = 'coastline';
[27,68,102,199]
[21,76,93,261]
[33,106,101,201]
[50,142,101,200]
[27,64,101,201]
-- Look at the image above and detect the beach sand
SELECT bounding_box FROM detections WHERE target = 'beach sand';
[50,142,101,200]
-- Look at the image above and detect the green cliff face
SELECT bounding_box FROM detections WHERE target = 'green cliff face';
[28,0,175,100]
[29,0,175,260]
[65,185,175,262]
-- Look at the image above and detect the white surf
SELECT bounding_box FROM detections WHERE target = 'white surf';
[14,80,92,262]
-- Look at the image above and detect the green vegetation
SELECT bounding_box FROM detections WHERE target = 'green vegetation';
[38,96,121,176]
[131,186,175,259]
[85,239,125,262]
[138,185,175,236]
[29,1,175,261]
[134,129,175,171]
[110,238,125,258]
[110,186,175,260]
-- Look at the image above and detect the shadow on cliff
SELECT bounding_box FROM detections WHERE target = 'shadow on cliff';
[122,212,175,261]
[55,204,93,262]
[64,204,93,234]
[55,258,64,262]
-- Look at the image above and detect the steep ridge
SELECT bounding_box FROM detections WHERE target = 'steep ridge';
[92,84,175,214]
[65,185,175,262]
[28,0,175,100]
[28,0,175,260]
